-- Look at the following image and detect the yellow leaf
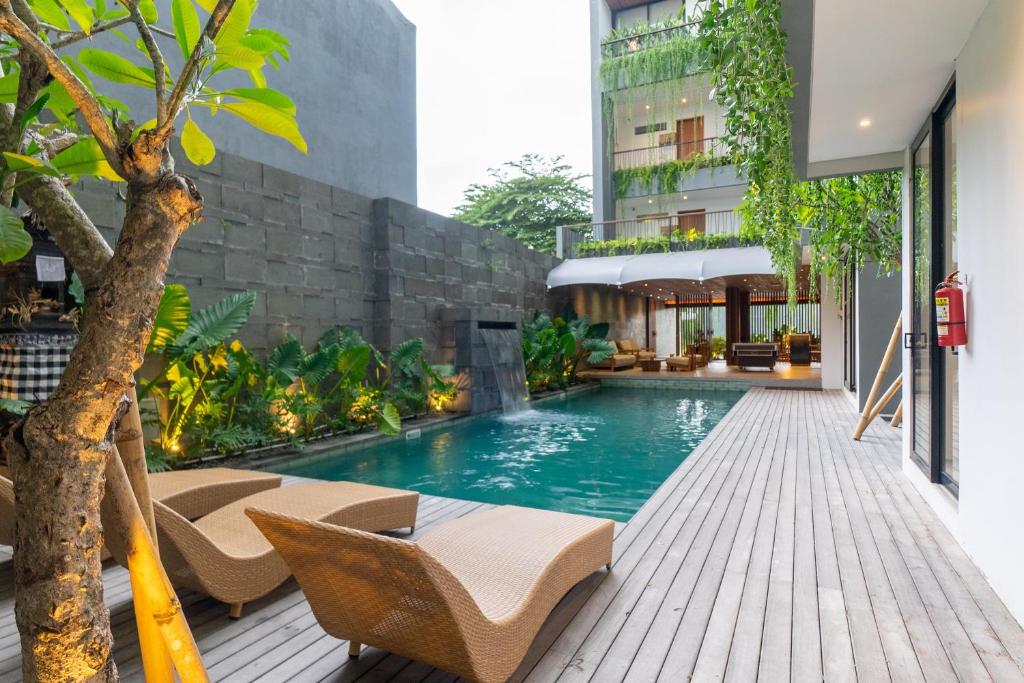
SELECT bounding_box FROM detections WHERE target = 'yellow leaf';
[213,101,306,153]
[181,117,216,165]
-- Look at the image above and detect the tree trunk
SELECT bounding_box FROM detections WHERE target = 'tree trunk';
[7,137,202,681]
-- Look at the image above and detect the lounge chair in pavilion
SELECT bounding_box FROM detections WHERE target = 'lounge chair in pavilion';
[0,465,282,546]
[617,339,656,361]
[588,341,637,371]
[666,354,694,372]
[114,481,419,618]
[247,504,614,683]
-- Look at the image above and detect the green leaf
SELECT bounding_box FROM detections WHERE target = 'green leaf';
[2,152,61,177]
[28,0,70,31]
[56,0,94,33]
[181,117,216,166]
[336,345,370,385]
[390,338,424,373]
[138,0,158,23]
[220,87,295,115]
[0,205,30,264]
[558,332,576,357]
[0,71,18,104]
[267,335,303,385]
[376,402,401,436]
[212,101,306,153]
[68,272,85,308]
[299,347,340,387]
[215,0,255,45]
[50,138,122,181]
[19,93,50,131]
[0,398,31,415]
[217,43,265,70]
[171,0,201,59]
[78,49,156,88]
[172,290,256,353]
[147,284,191,354]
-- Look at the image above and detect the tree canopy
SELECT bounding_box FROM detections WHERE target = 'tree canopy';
[454,154,591,254]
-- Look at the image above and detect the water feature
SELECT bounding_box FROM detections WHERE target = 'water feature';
[479,326,529,413]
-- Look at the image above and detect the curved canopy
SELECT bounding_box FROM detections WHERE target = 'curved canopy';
[547,247,777,289]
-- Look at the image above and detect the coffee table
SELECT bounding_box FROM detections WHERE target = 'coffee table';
[640,358,663,372]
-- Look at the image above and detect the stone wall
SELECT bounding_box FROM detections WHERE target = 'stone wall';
[76,145,559,361]
[567,285,648,347]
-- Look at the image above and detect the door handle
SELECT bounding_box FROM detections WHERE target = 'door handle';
[904,333,914,349]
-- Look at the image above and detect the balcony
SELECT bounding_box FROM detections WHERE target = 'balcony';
[600,19,700,60]
[557,210,754,259]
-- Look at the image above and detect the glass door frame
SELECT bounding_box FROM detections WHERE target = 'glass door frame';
[909,75,957,496]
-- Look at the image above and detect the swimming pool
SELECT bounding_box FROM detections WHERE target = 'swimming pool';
[274,387,745,522]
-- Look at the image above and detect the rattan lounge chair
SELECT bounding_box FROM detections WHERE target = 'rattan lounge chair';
[145,481,419,618]
[247,504,614,683]
[0,465,281,546]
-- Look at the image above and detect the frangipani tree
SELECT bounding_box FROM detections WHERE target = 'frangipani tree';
[0,0,303,679]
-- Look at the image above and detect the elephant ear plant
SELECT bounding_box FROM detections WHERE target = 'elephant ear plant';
[522,306,615,392]
[0,0,303,679]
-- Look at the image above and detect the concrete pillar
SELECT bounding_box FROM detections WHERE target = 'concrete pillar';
[820,279,845,389]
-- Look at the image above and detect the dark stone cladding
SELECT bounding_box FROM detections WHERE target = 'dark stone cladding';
[73,144,564,362]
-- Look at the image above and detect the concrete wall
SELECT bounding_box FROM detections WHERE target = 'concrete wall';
[820,280,844,390]
[80,0,417,204]
[946,0,1024,622]
[901,0,1024,623]
[567,285,648,348]
[78,145,558,362]
[855,264,902,411]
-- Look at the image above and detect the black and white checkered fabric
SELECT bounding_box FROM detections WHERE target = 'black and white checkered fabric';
[0,333,78,402]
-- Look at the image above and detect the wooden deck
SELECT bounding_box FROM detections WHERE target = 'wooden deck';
[2,388,1023,681]
[581,360,822,389]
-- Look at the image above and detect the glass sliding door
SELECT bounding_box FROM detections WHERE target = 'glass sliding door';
[911,132,933,470]
[940,100,959,490]
[911,78,958,495]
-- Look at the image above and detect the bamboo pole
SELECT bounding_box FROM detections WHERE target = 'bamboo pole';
[865,376,903,427]
[891,400,904,428]
[853,316,903,440]
[117,389,174,683]
[104,449,209,682]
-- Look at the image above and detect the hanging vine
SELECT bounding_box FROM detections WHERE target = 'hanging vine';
[697,0,801,299]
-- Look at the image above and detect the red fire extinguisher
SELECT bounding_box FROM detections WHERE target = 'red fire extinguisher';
[935,271,967,347]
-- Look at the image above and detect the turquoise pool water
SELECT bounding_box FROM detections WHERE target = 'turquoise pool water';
[275,387,745,522]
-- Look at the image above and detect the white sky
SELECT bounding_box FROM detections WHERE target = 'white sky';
[390,0,593,217]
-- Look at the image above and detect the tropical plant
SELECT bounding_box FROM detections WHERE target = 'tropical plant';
[522,306,614,392]
[454,154,591,254]
[0,1,304,676]
[574,231,759,258]
[613,150,732,198]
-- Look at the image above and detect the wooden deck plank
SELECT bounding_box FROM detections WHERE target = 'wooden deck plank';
[1,389,1023,683]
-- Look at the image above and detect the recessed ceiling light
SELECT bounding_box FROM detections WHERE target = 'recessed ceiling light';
[648,198,654,204]
[859,118,872,128]
[681,97,688,104]
[645,104,651,110]
[683,195,688,200]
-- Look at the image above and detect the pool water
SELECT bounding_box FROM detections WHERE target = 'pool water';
[275,387,745,522]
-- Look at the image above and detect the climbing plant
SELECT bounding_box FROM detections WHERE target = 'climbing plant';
[800,170,903,297]
[697,0,801,298]
[612,149,732,198]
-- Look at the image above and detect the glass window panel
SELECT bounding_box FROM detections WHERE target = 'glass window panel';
[912,133,932,467]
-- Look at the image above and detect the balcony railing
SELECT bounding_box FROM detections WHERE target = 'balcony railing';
[557,210,753,259]
[613,137,729,171]
[601,19,699,59]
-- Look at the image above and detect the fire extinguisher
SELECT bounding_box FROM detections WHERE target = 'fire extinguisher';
[935,271,967,347]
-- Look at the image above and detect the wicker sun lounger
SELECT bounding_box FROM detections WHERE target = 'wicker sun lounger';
[0,465,281,546]
[147,481,419,617]
[247,504,614,683]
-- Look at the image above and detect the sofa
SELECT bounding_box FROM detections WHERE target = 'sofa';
[732,343,778,370]
[666,355,694,372]
[589,341,638,371]
[617,339,656,361]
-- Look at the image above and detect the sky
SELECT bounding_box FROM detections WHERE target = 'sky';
[389,0,593,217]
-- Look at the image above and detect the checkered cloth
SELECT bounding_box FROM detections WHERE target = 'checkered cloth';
[0,333,78,402]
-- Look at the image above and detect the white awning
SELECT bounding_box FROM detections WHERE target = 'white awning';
[546,247,777,288]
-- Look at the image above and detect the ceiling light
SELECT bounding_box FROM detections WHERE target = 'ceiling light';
[648,198,653,204]
[683,195,688,200]
[645,104,651,110]
[681,97,688,104]
[859,118,872,128]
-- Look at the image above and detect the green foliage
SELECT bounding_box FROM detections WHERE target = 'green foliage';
[697,0,799,297]
[574,230,757,257]
[140,288,450,464]
[599,19,704,91]
[612,151,732,198]
[798,171,903,296]
[521,306,615,392]
[0,206,29,263]
[454,154,591,254]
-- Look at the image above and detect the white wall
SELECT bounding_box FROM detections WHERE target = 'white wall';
[904,0,1024,623]
[820,279,844,390]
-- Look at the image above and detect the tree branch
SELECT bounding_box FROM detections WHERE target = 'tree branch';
[120,0,168,124]
[0,1,125,177]
[159,0,235,136]
[51,15,133,48]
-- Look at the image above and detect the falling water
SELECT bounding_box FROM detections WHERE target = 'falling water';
[479,327,529,413]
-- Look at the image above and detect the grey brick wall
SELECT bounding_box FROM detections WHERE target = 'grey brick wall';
[74,146,559,361]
